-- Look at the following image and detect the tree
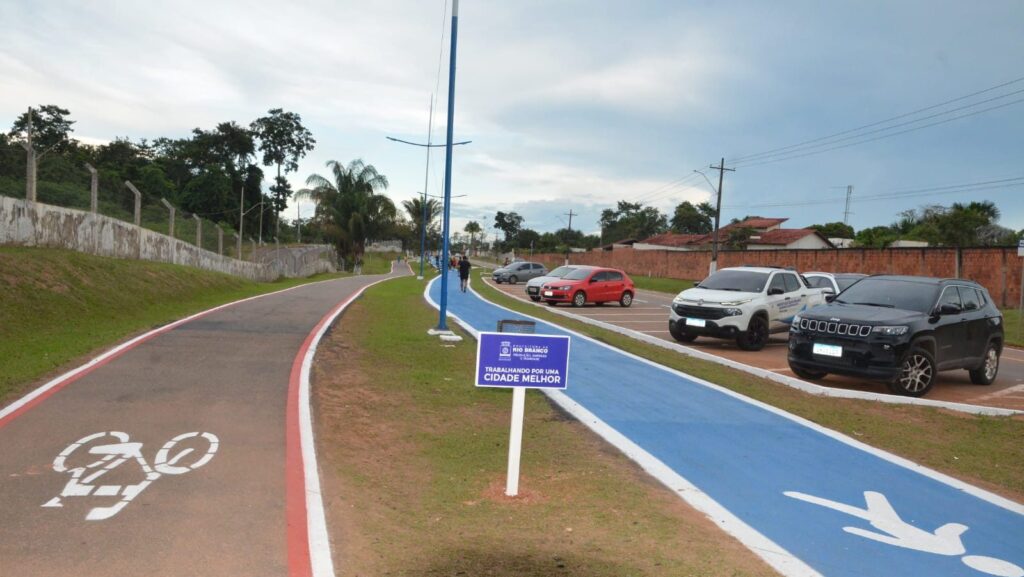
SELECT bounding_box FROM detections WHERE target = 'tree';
[600,201,668,243]
[517,228,541,251]
[809,221,855,239]
[725,227,756,249]
[298,159,394,261]
[670,201,716,234]
[9,105,75,153]
[402,196,441,253]
[250,109,316,227]
[855,225,898,248]
[893,201,1003,247]
[494,211,524,248]
[464,220,482,253]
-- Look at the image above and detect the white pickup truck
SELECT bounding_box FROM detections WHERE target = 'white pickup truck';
[668,266,831,351]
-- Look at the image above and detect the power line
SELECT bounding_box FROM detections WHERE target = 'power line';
[721,176,1024,210]
[728,74,1024,164]
[734,97,1024,169]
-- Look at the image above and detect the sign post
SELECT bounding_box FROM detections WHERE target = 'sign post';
[475,325,570,497]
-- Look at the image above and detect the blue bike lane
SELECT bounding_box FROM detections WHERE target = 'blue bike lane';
[428,271,1024,577]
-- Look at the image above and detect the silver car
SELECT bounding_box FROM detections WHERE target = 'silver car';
[492,261,548,285]
[525,265,581,301]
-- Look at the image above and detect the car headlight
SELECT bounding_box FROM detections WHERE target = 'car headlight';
[557,285,572,291]
[723,308,743,317]
[872,325,909,336]
[790,315,803,331]
[720,299,753,306]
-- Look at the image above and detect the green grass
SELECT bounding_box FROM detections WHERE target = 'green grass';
[630,275,696,294]
[1001,308,1024,348]
[360,251,401,274]
[0,247,349,402]
[313,275,774,576]
[471,269,1024,500]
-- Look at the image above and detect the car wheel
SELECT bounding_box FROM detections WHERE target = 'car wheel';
[508,275,518,285]
[669,323,697,342]
[736,315,769,351]
[790,364,828,381]
[530,296,541,302]
[888,346,936,397]
[969,342,1000,385]
[572,291,586,307]
[619,291,633,307]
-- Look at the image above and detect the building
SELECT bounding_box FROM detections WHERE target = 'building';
[637,217,834,251]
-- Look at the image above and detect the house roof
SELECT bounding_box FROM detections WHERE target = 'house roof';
[748,228,833,247]
[639,232,707,247]
[719,217,789,232]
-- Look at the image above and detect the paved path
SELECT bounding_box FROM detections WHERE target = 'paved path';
[484,277,1024,411]
[430,270,1024,577]
[0,265,407,577]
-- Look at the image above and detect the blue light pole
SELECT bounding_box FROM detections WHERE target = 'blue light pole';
[437,0,460,331]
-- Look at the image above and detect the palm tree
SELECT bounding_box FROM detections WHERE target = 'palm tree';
[402,197,441,237]
[464,220,482,255]
[297,159,395,260]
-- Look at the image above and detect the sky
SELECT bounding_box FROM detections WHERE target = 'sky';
[2,0,1022,241]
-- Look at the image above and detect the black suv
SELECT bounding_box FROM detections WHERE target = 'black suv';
[787,275,1003,397]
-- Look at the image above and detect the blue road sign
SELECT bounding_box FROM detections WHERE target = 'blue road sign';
[475,332,570,389]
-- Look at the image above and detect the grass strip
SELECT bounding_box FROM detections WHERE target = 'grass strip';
[470,269,1024,501]
[0,247,349,403]
[312,275,774,576]
[1001,308,1023,348]
[630,275,696,294]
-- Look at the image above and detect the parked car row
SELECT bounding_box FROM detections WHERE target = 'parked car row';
[495,262,637,308]
[668,266,1003,397]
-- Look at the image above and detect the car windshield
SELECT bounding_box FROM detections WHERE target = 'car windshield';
[563,268,593,280]
[836,276,865,291]
[697,270,769,293]
[834,279,939,313]
[547,266,574,278]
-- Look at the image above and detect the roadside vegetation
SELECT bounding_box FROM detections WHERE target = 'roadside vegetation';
[1001,308,1023,348]
[312,275,773,576]
[0,247,348,403]
[470,269,1024,501]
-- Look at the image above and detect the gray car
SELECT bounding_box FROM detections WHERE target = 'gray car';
[492,261,548,284]
[525,265,582,301]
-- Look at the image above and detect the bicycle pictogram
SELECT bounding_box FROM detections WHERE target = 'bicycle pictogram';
[43,431,219,521]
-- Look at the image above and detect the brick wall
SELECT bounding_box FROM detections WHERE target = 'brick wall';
[531,247,1024,308]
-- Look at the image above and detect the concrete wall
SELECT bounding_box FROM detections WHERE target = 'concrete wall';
[0,196,335,282]
[528,246,1024,308]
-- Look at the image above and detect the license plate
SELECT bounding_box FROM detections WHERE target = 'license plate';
[543,291,553,297]
[685,318,706,327]
[813,343,843,358]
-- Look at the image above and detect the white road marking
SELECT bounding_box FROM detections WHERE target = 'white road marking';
[973,384,1024,401]
[46,431,218,521]
[785,491,1023,576]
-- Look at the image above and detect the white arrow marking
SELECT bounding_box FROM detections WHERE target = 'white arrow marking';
[784,490,967,556]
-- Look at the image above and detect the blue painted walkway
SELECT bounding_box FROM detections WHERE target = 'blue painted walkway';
[429,271,1024,577]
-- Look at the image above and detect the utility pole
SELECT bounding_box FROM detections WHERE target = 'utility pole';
[564,209,577,265]
[20,107,37,202]
[436,0,460,333]
[709,157,734,274]
[843,185,854,224]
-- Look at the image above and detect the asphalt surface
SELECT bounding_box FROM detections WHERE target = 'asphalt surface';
[483,277,1024,411]
[0,266,406,577]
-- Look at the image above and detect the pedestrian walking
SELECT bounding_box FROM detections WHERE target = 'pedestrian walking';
[458,255,471,292]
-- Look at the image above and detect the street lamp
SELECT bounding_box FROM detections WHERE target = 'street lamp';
[694,169,723,274]
[417,191,466,276]
[386,110,471,280]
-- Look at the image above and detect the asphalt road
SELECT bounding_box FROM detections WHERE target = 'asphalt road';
[483,277,1024,411]
[0,266,407,577]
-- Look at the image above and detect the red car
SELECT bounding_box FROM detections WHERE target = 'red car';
[541,266,635,307]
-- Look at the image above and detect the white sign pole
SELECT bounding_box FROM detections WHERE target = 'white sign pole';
[505,387,526,496]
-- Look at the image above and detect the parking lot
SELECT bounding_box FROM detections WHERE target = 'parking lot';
[482,277,1024,412]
